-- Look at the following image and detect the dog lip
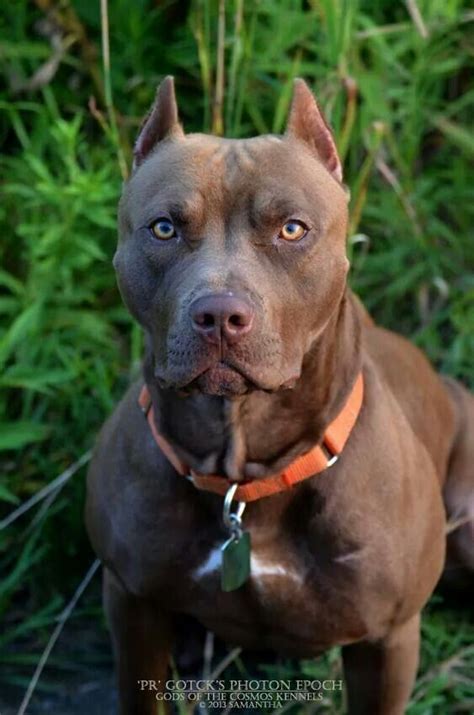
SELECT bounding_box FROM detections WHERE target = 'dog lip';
[151,364,235,394]
[154,357,300,394]
[215,360,283,392]
[163,360,260,395]
[224,360,301,392]
[194,362,250,397]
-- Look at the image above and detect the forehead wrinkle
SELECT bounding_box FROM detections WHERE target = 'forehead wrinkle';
[219,136,285,190]
[187,146,228,214]
[223,143,257,181]
[219,139,285,226]
[135,186,205,228]
[193,144,258,237]
[251,189,308,223]
[169,193,205,224]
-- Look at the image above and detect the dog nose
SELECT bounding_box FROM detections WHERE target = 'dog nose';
[190,293,254,345]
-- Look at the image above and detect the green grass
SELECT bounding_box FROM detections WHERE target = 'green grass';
[0,0,473,712]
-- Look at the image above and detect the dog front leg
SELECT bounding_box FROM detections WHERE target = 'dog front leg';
[342,613,420,715]
[103,567,174,715]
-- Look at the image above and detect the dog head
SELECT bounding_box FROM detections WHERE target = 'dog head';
[115,77,349,397]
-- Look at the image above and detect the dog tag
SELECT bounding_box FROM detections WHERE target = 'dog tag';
[221,530,251,592]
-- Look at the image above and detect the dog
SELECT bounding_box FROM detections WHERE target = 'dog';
[86,76,473,715]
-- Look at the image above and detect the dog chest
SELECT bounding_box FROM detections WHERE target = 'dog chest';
[185,532,374,655]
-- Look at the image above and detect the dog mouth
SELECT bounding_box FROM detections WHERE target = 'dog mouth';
[192,362,251,397]
[154,346,301,397]
[154,357,258,396]
[181,361,300,397]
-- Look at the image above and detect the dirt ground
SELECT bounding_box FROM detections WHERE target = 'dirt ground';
[0,669,117,715]
[0,608,117,715]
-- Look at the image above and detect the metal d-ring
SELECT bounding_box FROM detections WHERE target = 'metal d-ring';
[223,483,246,536]
[321,440,339,468]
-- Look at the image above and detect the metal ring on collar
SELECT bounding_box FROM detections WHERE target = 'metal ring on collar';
[223,483,246,530]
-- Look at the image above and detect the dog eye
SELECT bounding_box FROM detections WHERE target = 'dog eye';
[150,218,176,240]
[279,220,308,242]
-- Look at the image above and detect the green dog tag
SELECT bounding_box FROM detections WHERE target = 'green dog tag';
[221,531,251,592]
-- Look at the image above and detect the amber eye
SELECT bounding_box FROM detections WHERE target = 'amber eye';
[279,220,308,241]
[150,218,176,240]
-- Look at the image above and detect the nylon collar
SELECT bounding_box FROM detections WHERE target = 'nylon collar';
[138,372,364,503]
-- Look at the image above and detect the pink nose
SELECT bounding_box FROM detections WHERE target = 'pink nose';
[190,293,255,345]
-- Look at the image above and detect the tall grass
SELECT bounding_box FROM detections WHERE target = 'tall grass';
[0,0,473,711]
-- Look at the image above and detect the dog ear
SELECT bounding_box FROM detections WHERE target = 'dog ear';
[286,78,342,183]
[133,76,184,169]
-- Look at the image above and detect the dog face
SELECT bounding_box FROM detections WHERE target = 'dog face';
[115,78,349,397]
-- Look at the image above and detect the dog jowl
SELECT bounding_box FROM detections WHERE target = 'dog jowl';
[86,77,474,715]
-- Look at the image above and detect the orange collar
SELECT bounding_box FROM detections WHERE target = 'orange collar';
[138,372,363,503]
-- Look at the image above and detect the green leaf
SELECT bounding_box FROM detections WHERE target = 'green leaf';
[0,484,20,505]
[0,422,50,451]
[0,367,72,393]
[0,303,42,368]
[432,116,474,158]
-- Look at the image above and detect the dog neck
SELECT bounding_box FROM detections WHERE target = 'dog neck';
[144,288,362,482]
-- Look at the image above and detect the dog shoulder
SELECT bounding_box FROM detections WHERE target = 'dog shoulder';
[84,380,176,566]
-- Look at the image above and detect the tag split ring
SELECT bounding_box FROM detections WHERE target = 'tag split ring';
[223,483,246,533]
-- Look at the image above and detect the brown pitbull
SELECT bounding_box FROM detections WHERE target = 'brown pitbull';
[86,77,474,715]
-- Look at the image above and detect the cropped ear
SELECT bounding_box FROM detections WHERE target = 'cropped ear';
[286,78,342,183]
[133,76,184,169]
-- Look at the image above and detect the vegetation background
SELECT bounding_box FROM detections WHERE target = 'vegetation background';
[0,0,473,713]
